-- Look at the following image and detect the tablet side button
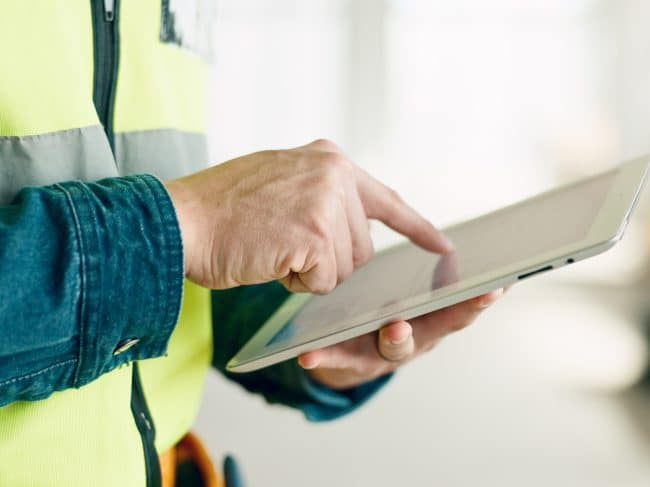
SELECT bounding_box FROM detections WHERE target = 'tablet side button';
[518,265,554,280]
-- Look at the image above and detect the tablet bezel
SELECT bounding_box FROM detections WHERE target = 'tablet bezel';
[227,156,649,373]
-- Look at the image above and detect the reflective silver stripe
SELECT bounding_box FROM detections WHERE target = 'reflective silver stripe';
[0,126,117,205]
[0,127,209,205]
[114,129,209,180]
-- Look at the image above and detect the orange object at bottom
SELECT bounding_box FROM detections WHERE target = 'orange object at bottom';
[160,432,225,487]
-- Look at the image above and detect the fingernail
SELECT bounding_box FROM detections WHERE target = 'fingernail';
[298,356,318,370]
[480,288,503,308]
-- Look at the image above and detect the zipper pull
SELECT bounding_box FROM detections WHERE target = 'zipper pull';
[104,0,115,21]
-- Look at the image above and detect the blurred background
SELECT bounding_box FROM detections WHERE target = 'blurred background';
[197,1,650,485]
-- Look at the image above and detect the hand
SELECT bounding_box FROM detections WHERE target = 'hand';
[298,288,504,390]
[166,139,453,292]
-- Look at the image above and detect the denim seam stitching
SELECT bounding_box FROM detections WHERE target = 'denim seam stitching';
[149,176,174,335]
[159,175,185,338]
[148,174,185,277]
[55,183,89,388]
[0,359,78,387]
[139,175,180,347]
[78,182,104,379]
[135,176,164,350]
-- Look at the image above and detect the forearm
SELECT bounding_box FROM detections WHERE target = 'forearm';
[0,175,183,406]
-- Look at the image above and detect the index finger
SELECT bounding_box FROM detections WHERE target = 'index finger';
[355,168,454,254]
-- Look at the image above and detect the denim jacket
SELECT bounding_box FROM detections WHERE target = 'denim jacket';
[0,174,388,420]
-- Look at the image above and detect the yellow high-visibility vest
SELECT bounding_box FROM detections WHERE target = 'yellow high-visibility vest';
[0,1,214,485]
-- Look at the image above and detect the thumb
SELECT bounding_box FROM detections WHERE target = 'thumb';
[377,321,414,362]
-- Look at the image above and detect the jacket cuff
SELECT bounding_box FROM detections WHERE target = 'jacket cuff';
[55,174,184,387]
[295,366,393,422]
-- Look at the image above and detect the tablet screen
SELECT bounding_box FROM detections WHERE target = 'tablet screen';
[267,170,616,346]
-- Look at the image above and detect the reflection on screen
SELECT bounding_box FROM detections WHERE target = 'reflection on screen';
[267,171,615,346]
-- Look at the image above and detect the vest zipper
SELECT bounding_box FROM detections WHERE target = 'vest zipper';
[131,363,162,487]
[90,3,160,484]
[103,0,115,21]
[91,0,119,153]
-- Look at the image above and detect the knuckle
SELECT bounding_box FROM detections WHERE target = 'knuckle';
[307,212,333,242]
[311,181,346,223]
[320,152,350,174]
[337,264,353,283]
[313,164,341,193]
[314,276,337,295]
[275,249,305,277]
[284,276,306,293]
[310,138,339,152]
[354,244,374,268]
[323,179,347,205]
[301,244,337,295]
[352,252,366,269]
[313,156,352,201]
[324,281,337,294]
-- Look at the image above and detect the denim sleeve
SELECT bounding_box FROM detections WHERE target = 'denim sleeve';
[211,283,392,422]
[0,175,183,407]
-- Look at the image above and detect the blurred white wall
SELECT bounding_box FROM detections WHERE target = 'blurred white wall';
[208,0,649,238]
[617,0,650,161]
[208,0,349,159]
[200,1,650,485]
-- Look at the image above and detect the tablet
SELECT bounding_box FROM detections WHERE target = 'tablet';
[227,156,649,373]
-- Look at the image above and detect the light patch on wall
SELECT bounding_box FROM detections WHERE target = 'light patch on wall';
[161,0,215,62]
